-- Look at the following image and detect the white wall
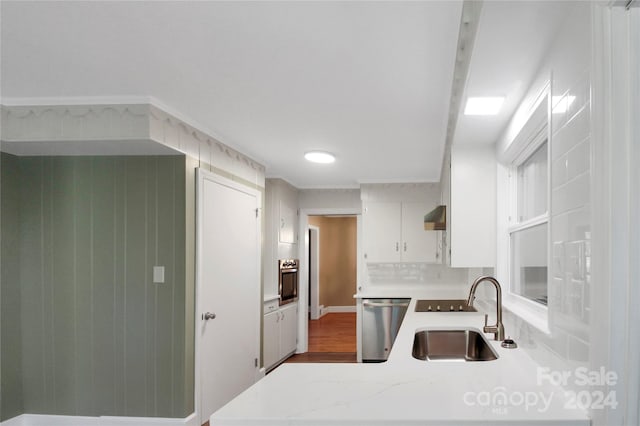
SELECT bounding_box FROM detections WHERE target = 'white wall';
[494,0,592,389]
[298,188,361,211]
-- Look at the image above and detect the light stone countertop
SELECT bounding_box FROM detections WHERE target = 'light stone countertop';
[263,294,280,303]
[211,295,590,425]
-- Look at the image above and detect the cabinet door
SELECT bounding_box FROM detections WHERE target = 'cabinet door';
[363,202,401,262]
[450,145,496,267]
[401,202,438,263]
[263,311,280,370]
[279,303,298,357]
[279,201,296,244]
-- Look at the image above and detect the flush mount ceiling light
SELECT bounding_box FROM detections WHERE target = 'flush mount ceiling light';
[464,97,505,116]
[551,95,576,114]
[304,151,335,164]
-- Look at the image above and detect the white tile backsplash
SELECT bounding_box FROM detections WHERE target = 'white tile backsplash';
[552,172,590,214]
[366,262,469,286]
[566,139,591,182]
[552,155,569,187]
[567,335,589,363]
[552,106,590,160]
[552,138,590,188]
[568,206,591,241]
[567,71,591,123]
[553,241,566,279]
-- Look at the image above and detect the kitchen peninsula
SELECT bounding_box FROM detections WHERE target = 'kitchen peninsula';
[210,295,589,425]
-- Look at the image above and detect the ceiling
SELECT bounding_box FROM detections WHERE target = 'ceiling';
[453,0,576,147]
[1,1,576,188]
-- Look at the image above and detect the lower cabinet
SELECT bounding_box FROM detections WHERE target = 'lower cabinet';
[263,301,298,371]
[263,310,280,369]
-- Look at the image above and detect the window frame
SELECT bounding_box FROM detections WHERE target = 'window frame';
[507,135,549,301]
[500,88,552,333]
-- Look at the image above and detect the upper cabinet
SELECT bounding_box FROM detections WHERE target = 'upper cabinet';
[264,179,299,296]
[443,145,497,268]
[278,201,297,244]
[362,202,401,262]
[401,202,439,263]
[361,184,440,264]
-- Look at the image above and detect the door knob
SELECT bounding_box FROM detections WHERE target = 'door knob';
[203,312,216,320]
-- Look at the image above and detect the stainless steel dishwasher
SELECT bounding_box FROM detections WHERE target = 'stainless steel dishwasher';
[361,298,410,362]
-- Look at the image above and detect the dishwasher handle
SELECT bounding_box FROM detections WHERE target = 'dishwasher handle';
[362,301,410,308]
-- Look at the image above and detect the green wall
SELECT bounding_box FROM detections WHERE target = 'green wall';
[1,153,24,420]
[1,154,192,420]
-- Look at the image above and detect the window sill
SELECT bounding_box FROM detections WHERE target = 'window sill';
[502,294,550,335]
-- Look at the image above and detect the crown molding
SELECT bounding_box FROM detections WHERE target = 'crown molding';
[1,96,154,106]
[0,100,265,185]
[359,182,441,203]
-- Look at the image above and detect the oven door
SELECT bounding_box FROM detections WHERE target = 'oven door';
[279,268,298,305]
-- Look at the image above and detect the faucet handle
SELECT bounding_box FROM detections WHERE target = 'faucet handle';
[484,314,488,327]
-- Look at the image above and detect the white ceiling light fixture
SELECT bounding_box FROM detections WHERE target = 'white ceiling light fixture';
[304,151,336,164]
[464,96,505,115]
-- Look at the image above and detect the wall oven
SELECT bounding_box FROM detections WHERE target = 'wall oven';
[278,259,299,305]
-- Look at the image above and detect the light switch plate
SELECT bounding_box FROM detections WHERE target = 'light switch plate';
[153,266,165,283]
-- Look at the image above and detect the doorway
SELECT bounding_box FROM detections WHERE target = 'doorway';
[301,215,357,362]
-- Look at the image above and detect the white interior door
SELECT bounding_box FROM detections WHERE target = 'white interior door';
[197,169,261,424]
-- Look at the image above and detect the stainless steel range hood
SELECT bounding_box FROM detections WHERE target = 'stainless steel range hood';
[423,205,446,231]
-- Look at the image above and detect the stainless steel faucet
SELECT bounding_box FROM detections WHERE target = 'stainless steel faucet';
[466,276,505,341]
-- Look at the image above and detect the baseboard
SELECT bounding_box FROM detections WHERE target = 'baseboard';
[0,413,198,426]
[324,305,356,314]
[316,304,324,318]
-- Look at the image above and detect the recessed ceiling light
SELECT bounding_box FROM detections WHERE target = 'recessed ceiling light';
[464,97,505,115]
[551,95,576,114]
[304,151,335,164]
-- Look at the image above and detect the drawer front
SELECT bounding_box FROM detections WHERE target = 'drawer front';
[264,299,279,313]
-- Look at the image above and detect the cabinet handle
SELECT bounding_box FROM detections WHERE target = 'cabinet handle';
[404,242,407,252]
[395,242,399,252]
[363,301,410,308]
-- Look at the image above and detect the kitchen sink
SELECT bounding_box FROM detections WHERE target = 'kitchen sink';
[412,329,498,362]
[414,299,477,312]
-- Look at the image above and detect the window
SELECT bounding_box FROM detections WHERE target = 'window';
[517,143,548,222]
[509,140,549,306]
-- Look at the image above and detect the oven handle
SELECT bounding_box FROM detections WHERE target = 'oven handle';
[281,268,298,273]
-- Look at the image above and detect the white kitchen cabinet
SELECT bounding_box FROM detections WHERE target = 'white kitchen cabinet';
[363,202,402,262]
[264,179,299,297]
[401,202,438,263]
[263,300,298,371]
[279,303,298,357]
[363,201,438,263]
[263,310,280,370]
[278,201,296,244]
[445,145,496,267]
